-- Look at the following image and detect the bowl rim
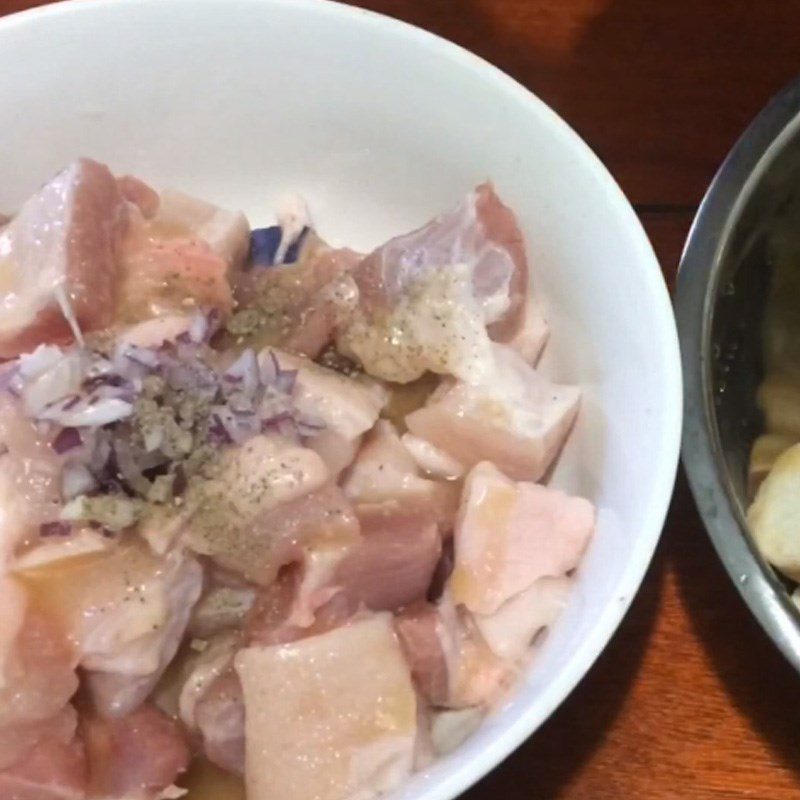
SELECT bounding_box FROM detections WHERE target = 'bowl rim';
[677,75,800,672]
[0,0,683,796]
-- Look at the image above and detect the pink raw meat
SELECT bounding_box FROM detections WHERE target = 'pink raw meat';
[83,704,189,799]
[0,159,128,357]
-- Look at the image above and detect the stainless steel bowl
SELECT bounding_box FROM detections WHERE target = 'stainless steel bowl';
[677,77,800,671]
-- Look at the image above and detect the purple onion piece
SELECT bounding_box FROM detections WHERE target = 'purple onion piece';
[223,349,260,399]
[262,350,297,394]
[208,415,233,445]
[164,357,218,394]
[5,310,317,466]
[213,406,255,445]
[261,351,297,395]
[84,355,115,378]
[90,433,113,475]
[295,417,325,437]
[268,351,281,380]
[123,345,160,369]
[91,383,137,404]
[249,225,310,268]
[259,354,276,387]
[0,363,20,395]
[274,368,297,395]
[52,427,82,454]
[83,374,128,393]
[261,411,293,428]
[227,392,255,414]
[283,226,310,264]
[174,341,200,362]
[250,226,283,267]
[40,521,72,537]
[261,411,297,439]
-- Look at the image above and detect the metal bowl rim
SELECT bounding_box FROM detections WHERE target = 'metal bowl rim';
[677,75,800,670]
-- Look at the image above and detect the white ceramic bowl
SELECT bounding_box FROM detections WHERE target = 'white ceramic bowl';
[0,1,681,797]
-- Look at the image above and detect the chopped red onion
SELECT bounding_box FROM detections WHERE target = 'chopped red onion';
[261,350,297,394]
[162,355,217,394]
[228,394,255,415]
[7,315,326,502]
[90,382,137,404]
[39,397,134,427]
[19,345,62,379]
[179,310,218,345]
[274,368,297,395]
[208,415,233,445]
[111,345,147,381]
[224,349,259,399]
[22,351,86,416]
[121,343,160,369]
[40,521,72,537]
[250,226,283,267]
[0,363,19,394]
[283,226,310,264]
[295,417,326,437]
[83,373,128,391]
[89,431,113,475]
[85,355,115,379]
[250,225,309,267]
[260,350,277,385]
[260,411,298,440]
[52,427,82,454]
[210,405,253,445]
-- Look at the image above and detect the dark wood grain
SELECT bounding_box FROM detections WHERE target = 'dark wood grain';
[3,1,800,797]
[348,0,800,210]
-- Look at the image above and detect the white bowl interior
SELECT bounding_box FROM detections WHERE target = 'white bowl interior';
[0,1,682,798]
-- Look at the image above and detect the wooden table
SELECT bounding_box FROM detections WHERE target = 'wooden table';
[3,1,800,797]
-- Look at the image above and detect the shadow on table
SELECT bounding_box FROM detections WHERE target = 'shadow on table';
[671,473,800,777]
[461,500,667,800]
